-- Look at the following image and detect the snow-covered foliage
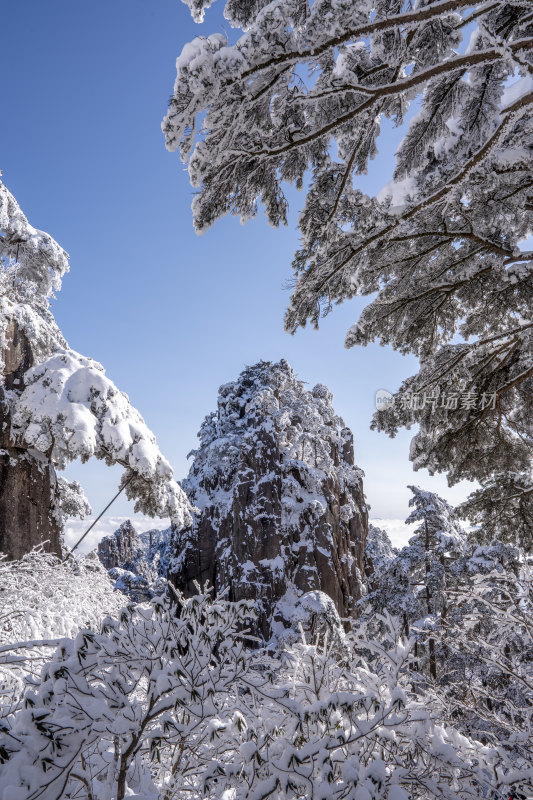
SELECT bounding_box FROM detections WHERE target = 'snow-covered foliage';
[1,586,524,800]
[363,484,533,738]
[406,486,467,555]
[363,487,469,673]
[0,549,121,647]
[165,0,533,543]
[10,348,191,525]
[363,522,417,637]
[204,616,513,800]
[0,181,69,302]
[0,548,122,710]
[0,178,192,531]
[0,181,68,376]
[434,558,533,779]
[54,477,92,530]
[365,523,398,583]
[273,588,347,649]
[403,485,468,613]
[457,470,533,551]
[0,589,256,800]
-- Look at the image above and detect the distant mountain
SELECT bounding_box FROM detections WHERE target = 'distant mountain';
[97,520,172,601]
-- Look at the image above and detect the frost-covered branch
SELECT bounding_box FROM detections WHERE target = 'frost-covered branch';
[0,178,192,542]
[166,0,533,541]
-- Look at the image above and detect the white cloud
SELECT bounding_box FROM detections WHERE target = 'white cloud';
[370,518,415,549]
[64,515,170,555]
[65,515,413,556]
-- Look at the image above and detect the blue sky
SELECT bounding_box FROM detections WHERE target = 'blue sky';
[1,0,475,528]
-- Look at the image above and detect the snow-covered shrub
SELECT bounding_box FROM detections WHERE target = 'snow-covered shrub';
[0,548,123,713]
[0,588,256,800]
[272,589,347,650]
[0,587,522,800]
[434,558,533,785]
[217,614,513,800]
[0,548,122,646]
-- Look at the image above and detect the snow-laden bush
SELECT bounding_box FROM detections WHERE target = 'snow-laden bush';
[217,614,514,800]
[0,548,122,645]
[434,558,533,778]
[0,587,522,800]
[0,588,255,800]
[0,548,123,711]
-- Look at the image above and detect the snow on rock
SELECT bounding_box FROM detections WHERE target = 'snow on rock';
[169,359,368,639]
[97,519,145,571]
[97,519,173,601]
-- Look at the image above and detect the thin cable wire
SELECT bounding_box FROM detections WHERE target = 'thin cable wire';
[65,473,135,559]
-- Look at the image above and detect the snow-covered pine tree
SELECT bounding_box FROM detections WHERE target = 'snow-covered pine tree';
[364,487,468,679]
[0,179,191,558]
[403,486,468,679]
[164,0,533,545]
[363,524,419,640]
[457,470,533,551]
[433,544,533,771]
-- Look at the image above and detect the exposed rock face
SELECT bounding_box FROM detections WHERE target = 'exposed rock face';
[97,520,144,571]
[97,520,172,601]
[169,360,368,639]
[0,319,61,560]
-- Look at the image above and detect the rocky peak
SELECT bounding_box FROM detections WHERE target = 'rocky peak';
[97,520,144,572]
[97,520,173,601]
[169,360,368,639]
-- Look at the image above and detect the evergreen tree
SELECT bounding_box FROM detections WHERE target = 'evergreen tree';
[0,179,191,557]
[457,471,533,551]
[164,0,533,543]
[404,485,468,679]
[365,487,468,679]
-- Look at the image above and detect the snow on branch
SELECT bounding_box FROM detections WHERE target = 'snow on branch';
[10,349,192,527]
[0,181,69,299]
[164,0,533,531]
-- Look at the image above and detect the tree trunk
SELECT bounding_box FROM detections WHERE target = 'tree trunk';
[424,517,437,680]
[0,319,61,560]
